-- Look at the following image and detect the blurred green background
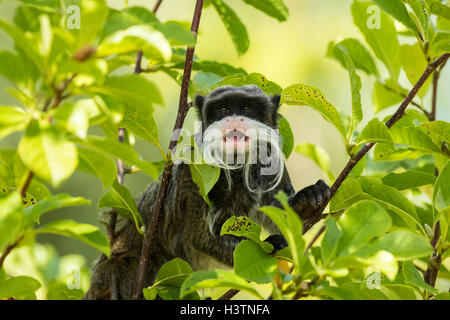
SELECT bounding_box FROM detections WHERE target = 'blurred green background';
[0,0,449,278]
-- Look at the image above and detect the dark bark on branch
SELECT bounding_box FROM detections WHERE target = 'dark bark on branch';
[132,0,204,300]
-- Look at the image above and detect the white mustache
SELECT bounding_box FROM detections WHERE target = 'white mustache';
[201,117,284,193]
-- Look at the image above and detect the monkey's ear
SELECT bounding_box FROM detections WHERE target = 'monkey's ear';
[271,94,281,110]
[195,94,205,108]
[194,94,205,121]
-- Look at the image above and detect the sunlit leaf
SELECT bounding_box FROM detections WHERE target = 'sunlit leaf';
[282,83,346,140]
[35,219,110,257]
[18,121,78,187]
[180,270,263,299]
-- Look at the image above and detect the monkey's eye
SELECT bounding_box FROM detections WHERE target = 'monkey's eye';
[241,106,250,113]
[219,107,229,114]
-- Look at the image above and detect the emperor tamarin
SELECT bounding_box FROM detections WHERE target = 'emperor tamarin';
[85,85,331,299]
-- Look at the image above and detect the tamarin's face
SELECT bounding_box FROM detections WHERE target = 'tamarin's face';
[195,85,281,151]
[195,85,284,192]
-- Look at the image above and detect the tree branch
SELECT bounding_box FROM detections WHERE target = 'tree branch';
[216,53,450,301]
[303,53,450,248]
[133,0,204,300]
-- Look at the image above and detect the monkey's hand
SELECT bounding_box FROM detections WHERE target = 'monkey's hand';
[289,180,331,221]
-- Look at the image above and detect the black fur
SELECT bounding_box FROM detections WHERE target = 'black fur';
[195,85,280,128]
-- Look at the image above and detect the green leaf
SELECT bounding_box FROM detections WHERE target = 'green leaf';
[332,44,363,141]
[430,1,450,21]
[0,19,43,72]
[46,281,84,300]
[155,258,193,285]
[419,121,450,146]
[100,6,160,40]
[389,125,442,154]
[159,21,196,47]
[402,261,438,294]
[405,0,433,41]
[97,25,172,61]
[38,14,52,58]
[52,102,90,139]
[210,0,249,55]
[23,193,90,228]
[282,83,346,140]
[351,0,401,81]
[234,240,277,284]
[330,178,369,212]
[295,143,334,181]
[381,170,436,191]
[0,106,30,139]
[356,118,393,146]
[358,178,423,232]
[88,74,163,108]
[180,270,263,299]
[0,276,41,300]
[220,216,273,252]
[358,231,433,260]
[188,163,220,207]
[78,0,108,46]
[98,180,143,234]
[434,160,450,211]
[192,72,224,95]
[242,0,289,22]
[429,31,450,60]
[215,73,282,96]
[372,80,404,113]
[278,115,294,159]
[372,0,417,31]
[182,60,247,77]
[0,50,33,86]
[435,292,450,300]
[145,258,199,300]
[119,103,160,148]
[18,121,78,187]
[337,200,392,255]
[76,136,159,180]
[77,146,117,189]
[321,217,342,266]
[327,38,378,75]
[35,219,110,257]
[0,192,23,251]
[259,192,306,272]
[399,43,431,97]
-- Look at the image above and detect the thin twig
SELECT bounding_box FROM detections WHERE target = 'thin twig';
[292,276,320,300]
[133,0,204,300]
[135,51,143,74]
[0,236,24,270]
[218,289,240,300]
[382,83,430,118]
[20,171,34,198]
[431,59,447,121]
[153,0,164,13]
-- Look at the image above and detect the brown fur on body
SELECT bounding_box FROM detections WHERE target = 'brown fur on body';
[85,161,295,300]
